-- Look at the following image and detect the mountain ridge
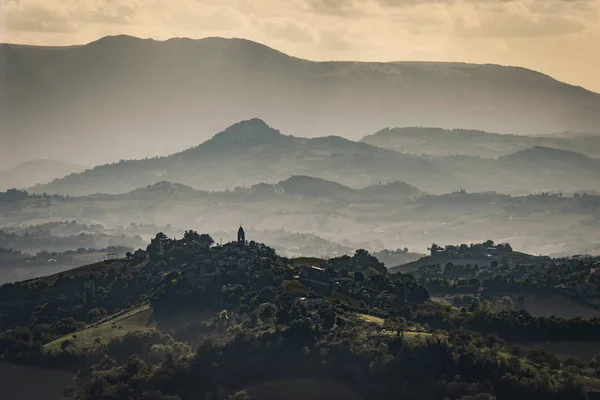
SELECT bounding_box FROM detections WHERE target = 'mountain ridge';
[3,35,600,169]
[28,119,600,196]
[8,35,597,95]
[360,127,600,159]
[84,175,423,203]
[29,118,450,196]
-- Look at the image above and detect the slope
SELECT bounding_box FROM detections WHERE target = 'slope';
[32,119,455,196]
[2,35,600,169]
[360,127,600,159]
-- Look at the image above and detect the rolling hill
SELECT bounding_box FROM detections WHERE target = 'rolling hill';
[389,248,538,274]
[360,127,600,159]
[29,119,600,196]
[31,119,455,196]
[89,175,423,204]
[2,35,600,169]
[275,176,422,202]
[498,146,600,171]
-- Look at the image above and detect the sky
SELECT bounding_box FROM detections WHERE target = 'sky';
[1,0,600,93]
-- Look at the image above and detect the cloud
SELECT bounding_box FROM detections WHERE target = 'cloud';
[4,0,141,33]
[4,0,78,33]
[302,0,367,16]
[453,1,589,38]
[262,20,316,43]
[457,15,586,38]
[318,29,355,50]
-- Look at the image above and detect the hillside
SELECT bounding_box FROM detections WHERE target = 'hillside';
[0,160,87,191]
[389,242,537,274]
[499,146,600,171]
[117,181,206,200]
[427,147,600,195]
[496,147,600,191]
[276,175,357,200]
[30,119,600,196]
[3,234,600,400]
[275,175,422,202]
[2,35,600,169]
[31,119,455,195]
[360,127,600,159]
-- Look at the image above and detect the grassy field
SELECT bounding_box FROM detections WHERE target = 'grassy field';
[355,313,432,341]
[290,257,328,268]
[357,313,385,325]
[0,363,74,400]
[246,378,362,400]
[283,279,309,294]
[43,303,154,353]
[36,259,132,285]
[326,291,357,304]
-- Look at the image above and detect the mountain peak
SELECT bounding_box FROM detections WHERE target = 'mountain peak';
[86,34,147,48]
[197,119,291,151]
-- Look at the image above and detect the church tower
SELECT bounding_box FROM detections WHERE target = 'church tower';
[237,225,246,247]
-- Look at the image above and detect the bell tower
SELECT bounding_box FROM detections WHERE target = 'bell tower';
[237,225,245,247]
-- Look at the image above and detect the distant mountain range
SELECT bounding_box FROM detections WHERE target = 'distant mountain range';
[30,119,600,196]
[361,127,600,159]
[0,160,87,191]
[111,176,423,203]
[31,119,455,195]
[2,35,600,169]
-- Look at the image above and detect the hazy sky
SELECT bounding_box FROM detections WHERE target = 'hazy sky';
[1,0,600,93]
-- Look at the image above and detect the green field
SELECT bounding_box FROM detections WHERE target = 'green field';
[357,313,385,325]
[290,257,328,268]
[326,291,357,304]
[283,279,309,294]
[44,303,154,352]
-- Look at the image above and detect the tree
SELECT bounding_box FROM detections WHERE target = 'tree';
[429,243,441,256]
[407,285,430,304]
[147,232,169,259]
[199,234,214,248]
[258,303,277,323]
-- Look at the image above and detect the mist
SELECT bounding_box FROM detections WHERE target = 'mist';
[2,36,600,170]
[2,29,600,400]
